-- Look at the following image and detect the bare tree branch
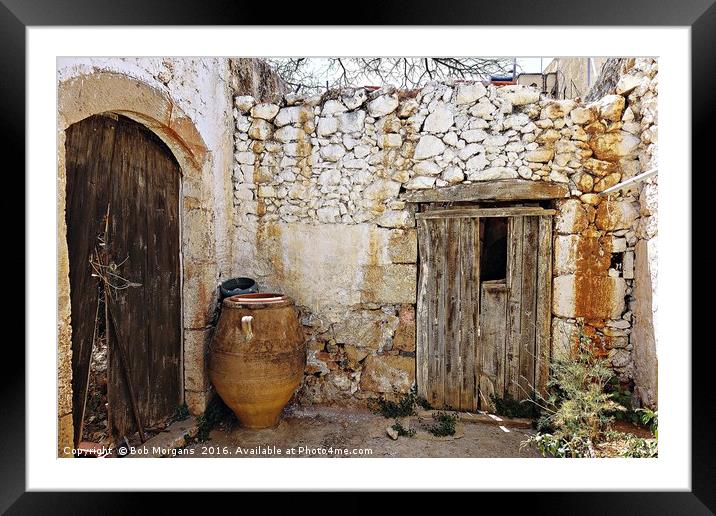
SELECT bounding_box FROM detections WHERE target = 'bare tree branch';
[264,57,516,94]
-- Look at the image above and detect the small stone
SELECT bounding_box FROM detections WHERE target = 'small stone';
[482,134,509,147]
[611,237,627,253]
[454,82,487,105]
[570,107,596,125]
[274,106,314,128]
[397,98,419,118]
[414,161,441,176]
[273,125,306,143]
[583,158,618,177]
[235,151,255,165]
[338,110,366,133]
[542,100,576,119]
[555,199,589,234]
[378,133,403,149]
[524,148,555,163]
[580,193,601,206]
[250,103,279,121]
[423,104,455,133]
[441,166,464,184]
[234,95,255,112]
[368,94,399,117]
[616,75,642,95]
[248,119,272,140]
[593,172,622,192]
[376,210,414,229]
[320,144,346,162]
[595,200,639,230]
[573,172,594,192]
[317,117,339,136]
[342,88,368,110]
[590,131,640,160]
[257,185,276,198]
[595,95,626,122]
[623,251,635,279]
[405,176,437,189]
[442,132,459,146]
[414,135,446,160]
[316,206,340,223]
[322,99,348,115]
[386,426,399,440]
[496,85,540,106]
[462,129,488,143]
[467,167,518,181]
[318,169,341,186]
[458,143,485,161]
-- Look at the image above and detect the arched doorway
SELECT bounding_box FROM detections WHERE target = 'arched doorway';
[66,113,182,446]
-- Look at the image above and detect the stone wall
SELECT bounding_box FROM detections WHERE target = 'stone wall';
[617,59,659,408]
[229,66,658,405]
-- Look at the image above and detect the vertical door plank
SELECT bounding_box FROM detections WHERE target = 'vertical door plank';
[506,216,524,399]
[66,115,116,446]
[444,218,461,409]
[144,131,182,425]
[432,218,447,407]
[479,282,507,411]
[535,216,553,399]
[518,217,539,399]
[460,217,479,411]
[416,218,431,402]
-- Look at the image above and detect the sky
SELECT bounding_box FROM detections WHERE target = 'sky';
[269,57,557,92]
[517,57,554,73]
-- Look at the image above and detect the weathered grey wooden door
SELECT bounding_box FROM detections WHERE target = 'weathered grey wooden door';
[416,207,552,411]
[66,114,182,444]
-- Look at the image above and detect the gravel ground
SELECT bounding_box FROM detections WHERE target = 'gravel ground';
[180,405,542,458]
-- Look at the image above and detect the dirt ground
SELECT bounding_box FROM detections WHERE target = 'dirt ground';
[180,405,542,458]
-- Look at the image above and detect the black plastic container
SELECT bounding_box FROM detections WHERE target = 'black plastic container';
[219,277,258,299]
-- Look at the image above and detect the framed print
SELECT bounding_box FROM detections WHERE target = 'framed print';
[4,0,709,511]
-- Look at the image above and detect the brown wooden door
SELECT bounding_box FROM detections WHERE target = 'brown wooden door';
[66,114,181,444]
[416,208,552,411]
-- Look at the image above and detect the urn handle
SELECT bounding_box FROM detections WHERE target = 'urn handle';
[241,315,254,341]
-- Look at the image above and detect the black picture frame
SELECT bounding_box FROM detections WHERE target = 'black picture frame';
[4,0,706,512]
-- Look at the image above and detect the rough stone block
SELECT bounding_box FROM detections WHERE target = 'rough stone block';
[387,229,417,264]
[553,274,626,319]
[361,264,417,305]
[185,389,211,416]
[555,199,590,234]
[184,328,212,392]
[332,310,398,350]
[595,200,639,230]
[552,317,579,361]
[58,413,74,458]
[554,235,580,275]
[359,354,415,394]
[392,305,416,352]
[183,262,218,329]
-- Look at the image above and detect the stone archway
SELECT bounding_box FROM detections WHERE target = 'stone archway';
[57,72,219,456]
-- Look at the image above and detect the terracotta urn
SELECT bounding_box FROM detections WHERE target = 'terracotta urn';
[209,293,306,429]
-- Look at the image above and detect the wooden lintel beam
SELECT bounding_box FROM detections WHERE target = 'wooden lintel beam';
[402,180,570,203]
[416,206,556,219]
